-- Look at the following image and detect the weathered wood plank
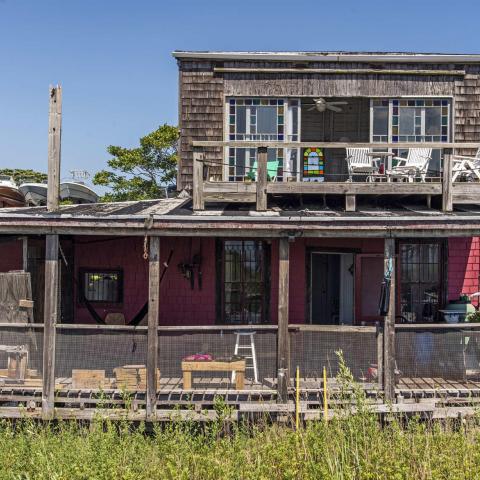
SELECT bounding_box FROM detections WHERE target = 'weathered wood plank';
[146,236,160,419]
[42,234,59,419]
[383,238,396,401]
[277,238,290,403]
[47,86,62,212]
[345,194,356,212]
[442,153,453,211]
[192,149,205,211]
[256,147,268,211]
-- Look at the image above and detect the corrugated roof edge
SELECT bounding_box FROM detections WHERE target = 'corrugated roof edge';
[172,51,480,63]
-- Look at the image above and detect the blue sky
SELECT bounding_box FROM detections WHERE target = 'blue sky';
[0,0,479,181]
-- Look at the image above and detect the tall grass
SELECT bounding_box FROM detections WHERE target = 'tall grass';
[2,356,480,479]
[1,414,480,479]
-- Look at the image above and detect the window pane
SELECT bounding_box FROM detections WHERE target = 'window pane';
[425,107,442,135]
[236,106,247,134]
[373,106,388,136]
[257,106,277,134]
[223,240,266,324]
[84,272,121,303]
[399,107,415,135]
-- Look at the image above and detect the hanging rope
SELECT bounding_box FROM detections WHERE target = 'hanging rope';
[143,235,149,260]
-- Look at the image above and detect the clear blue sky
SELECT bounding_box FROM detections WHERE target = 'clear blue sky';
[0,0,478,181]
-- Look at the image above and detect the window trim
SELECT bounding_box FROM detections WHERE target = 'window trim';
[216,239,270,325]
[78,268,124,306]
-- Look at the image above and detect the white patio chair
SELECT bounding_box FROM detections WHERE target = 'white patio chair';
[386,148,432,182]
[345,148,380,182]
[452,148,480,182]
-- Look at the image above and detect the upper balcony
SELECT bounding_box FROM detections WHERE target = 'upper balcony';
[188,96,480,212]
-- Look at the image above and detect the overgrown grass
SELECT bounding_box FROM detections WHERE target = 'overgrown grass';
[1,414,480,479]
[3,355,480,479]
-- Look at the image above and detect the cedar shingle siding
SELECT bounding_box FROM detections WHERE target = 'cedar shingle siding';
[177,58,480,190]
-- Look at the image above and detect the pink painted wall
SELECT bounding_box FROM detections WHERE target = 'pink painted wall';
[0,239,22,272]
[448,237,480,305]
[71,235,480,325]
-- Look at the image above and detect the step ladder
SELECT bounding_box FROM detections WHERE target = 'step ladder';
[232,331,258,384]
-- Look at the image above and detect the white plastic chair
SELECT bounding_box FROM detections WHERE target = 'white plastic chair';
[345,148,380,182]
[452,148,480,182]
[387,148,432,182]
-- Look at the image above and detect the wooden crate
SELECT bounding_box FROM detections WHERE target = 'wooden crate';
[114,365,160,390]
[71,369,106,389]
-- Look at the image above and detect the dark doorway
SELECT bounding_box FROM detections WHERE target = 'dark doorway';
[310,252,354,325]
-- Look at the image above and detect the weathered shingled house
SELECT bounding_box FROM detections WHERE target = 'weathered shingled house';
[0,51,480,420]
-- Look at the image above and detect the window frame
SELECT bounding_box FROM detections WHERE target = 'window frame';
[396,239,447,323]
[78,268,124,306]
[224,97,301,182]
[216,239,270,325]
[369,97,452,144]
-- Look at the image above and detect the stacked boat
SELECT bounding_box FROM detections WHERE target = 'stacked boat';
[0,170,99,208]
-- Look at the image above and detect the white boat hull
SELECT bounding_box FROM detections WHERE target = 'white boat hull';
[19,183,48,206]
[60,182,98,204]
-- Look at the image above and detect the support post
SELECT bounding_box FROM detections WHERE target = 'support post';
[277,237,290,403]
[345,194,356,212]
[22,237,28,272]
[192,148,205,211]
[376,322,384,391]
[256,146,268,211]
[146,236,160,420]
[42,234,59,419]
[383,237,396,402]
[442,150,453,212]
[47,85,62,212]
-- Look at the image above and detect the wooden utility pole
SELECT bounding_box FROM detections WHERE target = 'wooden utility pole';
[277,237,290,403]
[42,85,62,419]
[192,148,205,210]
[47,85,62,212]
[146,236,160,420]
[383,237,396,402]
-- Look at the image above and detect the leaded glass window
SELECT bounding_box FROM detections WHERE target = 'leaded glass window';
[227,98,300,181]
[221,240,267,324]
[399,242,443,323]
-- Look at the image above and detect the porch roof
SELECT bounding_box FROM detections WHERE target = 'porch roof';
[172,51,480,64]
[2,198,480,237]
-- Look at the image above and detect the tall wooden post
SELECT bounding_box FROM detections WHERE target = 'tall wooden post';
[47,85,62,212]
[42,234,59,419]
[442,150,453,212]
[383,237,396,402]
[146,236,160,420]
[192,148,205,211]
[256,147,268,211]
[42,86,62,420]
[277,238,290,403]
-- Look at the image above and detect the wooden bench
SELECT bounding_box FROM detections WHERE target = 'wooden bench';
[181,360,246,390]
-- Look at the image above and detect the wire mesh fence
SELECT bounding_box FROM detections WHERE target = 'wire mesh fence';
[54,326,148,391]
[0,324,43,389]
[290,326,379,388]
[395,325,480,384]
[158,328,277,390]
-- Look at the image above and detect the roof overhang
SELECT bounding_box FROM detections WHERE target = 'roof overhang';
[172,51,480,64]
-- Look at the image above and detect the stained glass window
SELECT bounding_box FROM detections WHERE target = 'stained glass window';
[303,148,325,182]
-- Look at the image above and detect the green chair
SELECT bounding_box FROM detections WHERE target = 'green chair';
[246,160,279,181]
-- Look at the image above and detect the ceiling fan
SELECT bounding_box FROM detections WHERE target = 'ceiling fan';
[308,98,348,113]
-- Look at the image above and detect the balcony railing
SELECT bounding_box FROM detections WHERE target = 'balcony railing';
[192,141,480,212]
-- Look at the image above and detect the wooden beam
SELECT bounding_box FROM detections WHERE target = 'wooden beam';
[256,147,268,211]
[146,236,160,420]
[277,238,290,403]
[376,323,384,391]
[42,234,59,419]
[442,153,453,212]
[345,194,356,212]
[22,237,28,271]
[192,149,205,211]
[47,86,62,212]
[214,67,466,76]
[193,141,480,150]
[383,238,396,402]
